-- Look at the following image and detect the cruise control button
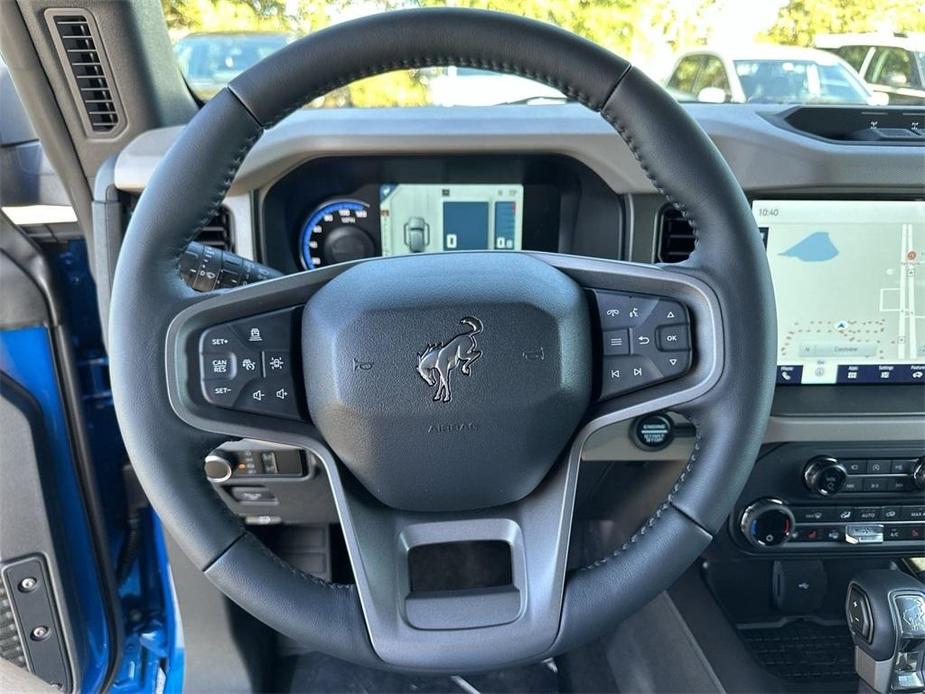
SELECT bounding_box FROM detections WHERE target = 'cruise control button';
[201,324,239,353]
[202,353,236,380]
[203,381,242,407]
[602,329,630,356]
[656,324,690,351]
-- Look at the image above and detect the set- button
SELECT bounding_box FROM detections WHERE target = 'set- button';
[199,308,302,419]
[593,290,692,399]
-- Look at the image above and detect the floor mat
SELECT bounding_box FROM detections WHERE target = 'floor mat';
[276,653,559,694]
[737,619,856,683]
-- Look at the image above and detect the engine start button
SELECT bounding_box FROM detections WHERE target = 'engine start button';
[634,413,674,450]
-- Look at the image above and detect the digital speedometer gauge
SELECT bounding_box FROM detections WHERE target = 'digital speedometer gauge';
[299,199,376,269]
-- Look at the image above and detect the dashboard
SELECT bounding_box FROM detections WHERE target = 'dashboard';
[105,102,924,558]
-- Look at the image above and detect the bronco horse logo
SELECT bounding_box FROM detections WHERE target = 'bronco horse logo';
[416,317,483,402]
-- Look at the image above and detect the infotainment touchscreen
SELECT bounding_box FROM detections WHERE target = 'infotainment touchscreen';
[379,184,523,256]
[753,199,925,385]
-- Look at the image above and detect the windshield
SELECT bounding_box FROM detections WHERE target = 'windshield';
[733,59,871,104]
[163,1,925,107]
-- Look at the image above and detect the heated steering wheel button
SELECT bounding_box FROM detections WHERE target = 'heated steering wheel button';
[657,324,690,351]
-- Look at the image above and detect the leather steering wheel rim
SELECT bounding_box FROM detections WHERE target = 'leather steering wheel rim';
[109,8,776,671]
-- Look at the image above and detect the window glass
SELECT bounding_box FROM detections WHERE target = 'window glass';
[869,47,916,87]
[667,56,704,98]
[834,45,871,72]
[734,59,870,104]
[694,56,732,100]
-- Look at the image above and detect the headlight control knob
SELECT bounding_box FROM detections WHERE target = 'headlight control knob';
[804,456,847,496]
[740,498,795,548]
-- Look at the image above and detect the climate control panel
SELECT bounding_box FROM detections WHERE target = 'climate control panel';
[730,443,925,555]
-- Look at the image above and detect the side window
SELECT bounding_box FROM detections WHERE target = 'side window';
[694,56,732,100]
[835,45,871,72]
[869,47,917,87]
[667,56,703,97]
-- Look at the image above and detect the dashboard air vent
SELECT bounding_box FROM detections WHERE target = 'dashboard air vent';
[123,195,233,251]
[196,208,234,251]
[46,9,122,136]
[657,206,695,263]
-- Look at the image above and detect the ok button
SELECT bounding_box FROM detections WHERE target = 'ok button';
[656,324,690,351]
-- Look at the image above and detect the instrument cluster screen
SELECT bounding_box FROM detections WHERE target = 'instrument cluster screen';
[378,184,523,256]
[754,199,925,385]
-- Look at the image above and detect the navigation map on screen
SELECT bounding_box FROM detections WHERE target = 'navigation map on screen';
[754,199,925,385]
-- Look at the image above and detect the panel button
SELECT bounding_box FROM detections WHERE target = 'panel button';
[201,353,236,380]
[866,460,889,475]
[843,478,861,492]
[230,486,277,504]
[230,308,298,350]
[891,458,917,474]
[863,477,889,492]
[600,356,661,398]
[792,526,824,542]
[650,351,691,379]
[844,460,866,475]
[835,507,855,522]
[856,507,881,521]
[201,324,239,353]
[263,350,292,377]
[823,527,844,542]
[202,381,242,407]
[237,377,299,419]
[793,507,836,523]
[847,586,872,641]
[902,506,925,521]
[594,292,659,329]
[656,324,690,351]
[886,525,904,541]
[602,329,630,356]
[881,506,902,521]
[888,477,912,492]
[845,524,883,544]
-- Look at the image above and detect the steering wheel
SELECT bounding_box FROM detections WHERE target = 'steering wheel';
[109,8,775,672]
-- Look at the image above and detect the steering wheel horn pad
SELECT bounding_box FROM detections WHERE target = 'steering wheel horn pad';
[110,8,775,672]
[302,252,591,512]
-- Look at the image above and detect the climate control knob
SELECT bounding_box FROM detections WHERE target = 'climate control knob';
[740,499,795,548]
[913,457,925,491]
[804,456,847,496]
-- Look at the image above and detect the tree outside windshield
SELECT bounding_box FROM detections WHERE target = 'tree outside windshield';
[163,0,925,107]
